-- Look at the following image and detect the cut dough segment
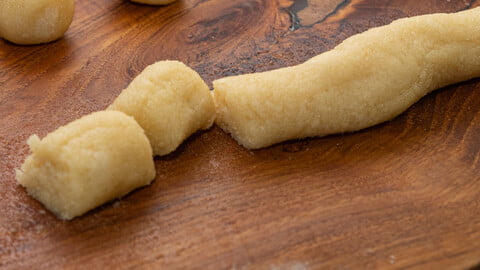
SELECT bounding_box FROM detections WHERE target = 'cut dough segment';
[0,0,75,45]
[213,8,480,149]
[109,60,216,156]
[16,111,156,220]
[130,0,177,5]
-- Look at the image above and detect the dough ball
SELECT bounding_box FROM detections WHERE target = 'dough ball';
[109,61,216,156]
[130,0,177,5]
[0,0,75,45]
[213,7,480,149]
[16,111,156,220]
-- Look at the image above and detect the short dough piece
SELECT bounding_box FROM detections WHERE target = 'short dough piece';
[109,60,216,156]
[213,8,480,149]
[16,111,156,220]
[130,0,177,5]
[0,0,75,45]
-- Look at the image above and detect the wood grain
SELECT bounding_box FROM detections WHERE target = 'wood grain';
[1,0,480,269]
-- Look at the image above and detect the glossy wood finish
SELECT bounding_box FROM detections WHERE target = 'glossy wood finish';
[1,0,480,269]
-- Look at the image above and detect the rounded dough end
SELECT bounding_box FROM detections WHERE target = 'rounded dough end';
[109,60,216,156]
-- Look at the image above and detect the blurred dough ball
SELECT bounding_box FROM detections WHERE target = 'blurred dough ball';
[130,0,177,5]
[0,0,75,45]
[109,60,215,156]
[16,111,156,220]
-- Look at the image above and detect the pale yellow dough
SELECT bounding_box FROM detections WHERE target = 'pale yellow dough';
[130,0,177,5]
[16,111,156,220]
[109,61,216,156]
[213,8,480,149]
[0,0,75,45]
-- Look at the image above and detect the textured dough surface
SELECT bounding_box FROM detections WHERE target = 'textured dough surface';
[16,111,156,220]
[109,60,216,156]
[212,8,480,149]
[130,0,177,5]
[0,0,74,45]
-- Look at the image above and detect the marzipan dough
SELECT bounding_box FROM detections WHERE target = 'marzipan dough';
[16,111,156,220]
[109,60,216,156]
[212,8,480,149]
[0,0,75,45]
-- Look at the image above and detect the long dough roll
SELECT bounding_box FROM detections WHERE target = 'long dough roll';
[213,8,480,149]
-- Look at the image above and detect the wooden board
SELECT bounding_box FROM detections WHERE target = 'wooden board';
[1,0,480,269]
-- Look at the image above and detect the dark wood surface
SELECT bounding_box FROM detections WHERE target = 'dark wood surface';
[1,0,480,269]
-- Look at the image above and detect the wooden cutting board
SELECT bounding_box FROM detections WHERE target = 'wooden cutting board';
[1,0,480,269]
